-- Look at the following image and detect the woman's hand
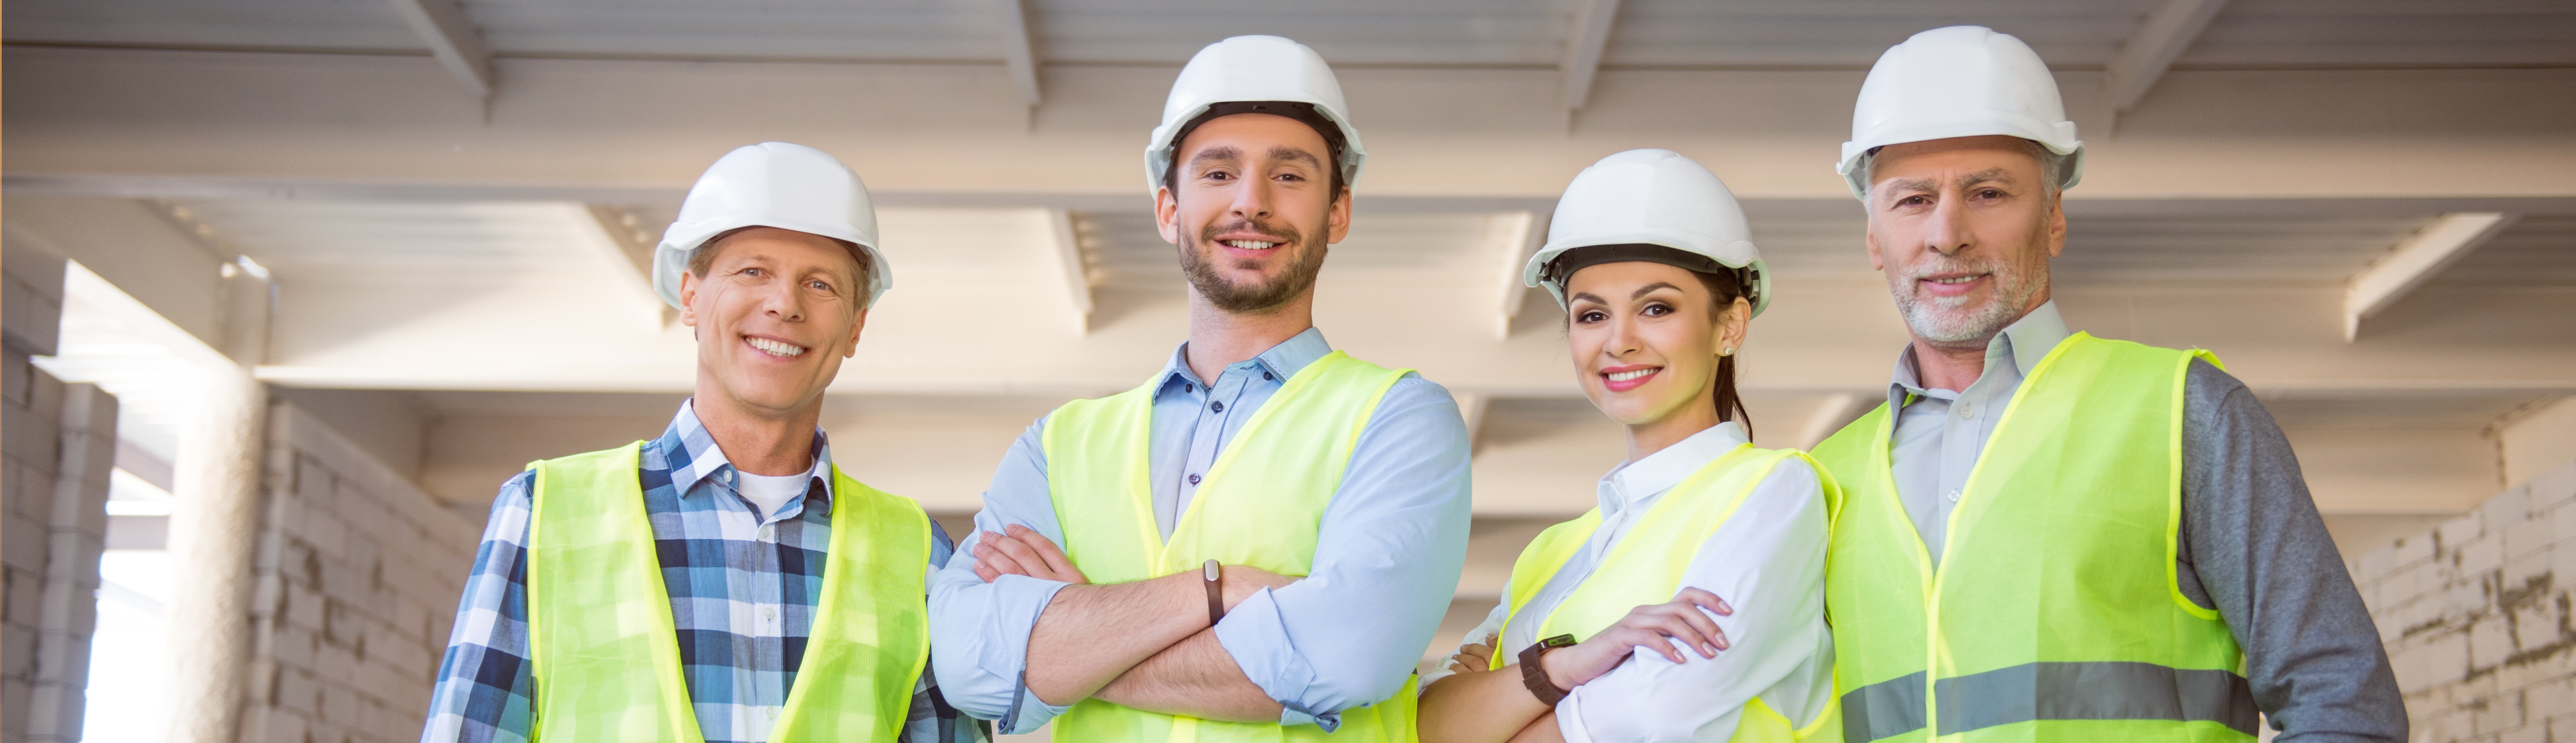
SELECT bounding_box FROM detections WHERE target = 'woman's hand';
[1446,634,1499,676]
[1539,588,1732,691]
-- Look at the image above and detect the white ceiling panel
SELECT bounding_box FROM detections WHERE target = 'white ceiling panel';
[2436,215,2576,285]
[169,200,617,282]
[1071,210,1172,285]
[2186,0,2576,67]
[465,0,1002,61]
[1072,209,1508,291]
[1606,0,2163,68]
[9,0,2568,68]
[2052,213,2434,281]
[3,0,421,50]
[1032,0,1574,66]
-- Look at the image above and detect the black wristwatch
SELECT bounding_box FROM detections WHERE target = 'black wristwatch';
[1518,634,1578,705]
[1203,560,1225,626]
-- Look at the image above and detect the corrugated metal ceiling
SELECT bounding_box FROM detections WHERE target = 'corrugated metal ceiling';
[8,0,2570,67]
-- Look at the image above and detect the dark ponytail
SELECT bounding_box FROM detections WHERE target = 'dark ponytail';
[1693,268,1754,442]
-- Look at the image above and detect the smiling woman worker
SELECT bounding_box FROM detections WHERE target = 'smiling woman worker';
[1417,150,1837,743]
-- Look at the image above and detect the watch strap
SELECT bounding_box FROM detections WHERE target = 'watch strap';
[1518,634,1577,706]
[1203,560,1225,626]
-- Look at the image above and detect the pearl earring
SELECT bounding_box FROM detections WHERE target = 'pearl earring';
[1721,347,1735,357]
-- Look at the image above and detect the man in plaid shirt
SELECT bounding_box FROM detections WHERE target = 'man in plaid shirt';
[420,143,981,743]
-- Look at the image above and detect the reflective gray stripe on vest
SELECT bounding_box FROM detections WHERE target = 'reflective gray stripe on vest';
[1936,661,2259,736]
[1840,672,1927,742]
[1841,663,2257,741]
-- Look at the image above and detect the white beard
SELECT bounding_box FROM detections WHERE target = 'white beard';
[1892,259,2046,346]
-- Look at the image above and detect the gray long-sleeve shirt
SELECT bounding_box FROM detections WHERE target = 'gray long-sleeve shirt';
[1887,301,2405,741]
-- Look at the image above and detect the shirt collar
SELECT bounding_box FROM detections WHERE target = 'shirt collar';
[1151,326,1333,396]
[661,398,837,513]
[1599,422,1750,514]
[1887,300,2072,404]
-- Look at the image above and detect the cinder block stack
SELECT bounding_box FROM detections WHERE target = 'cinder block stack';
[3,232,117,743]
[2358,460,2576,743]
[239,405,479,743]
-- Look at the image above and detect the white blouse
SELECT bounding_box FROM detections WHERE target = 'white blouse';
[1427,422,1835,743]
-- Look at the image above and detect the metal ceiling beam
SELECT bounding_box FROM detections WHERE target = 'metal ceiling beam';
[2345,212,2519,341]
[1492,211,1546,339]
[385,0,495,100]
[1043,208,1094,335]
[995,0,1043,117]
[577,204,676,327]
[1560,0,1623,113]
[1455,392,1491,454]
[2105,0,2234,114]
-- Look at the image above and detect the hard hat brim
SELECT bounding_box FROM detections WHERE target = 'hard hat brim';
[1523,238,1772,319]
[652,221,893,310]
[1145,99,1367,194]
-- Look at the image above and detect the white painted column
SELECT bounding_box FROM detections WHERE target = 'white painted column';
[164,265,274,743]
[164,367,268,743]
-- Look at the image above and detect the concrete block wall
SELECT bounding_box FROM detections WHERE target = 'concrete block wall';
[4,226,117,743]
[2358,459,2576,742]
[238,403,480,743]
[1,346,66,743]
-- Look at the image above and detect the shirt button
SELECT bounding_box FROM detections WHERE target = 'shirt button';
[764,606,777,620]
[1263,372,1274,381]
[1958,401,1975,419]
[765,708,778,719]
[1945,489,1961,503]
[1188,473,1202,485]
[1184,383,1194,393]
[1211,400,1225,413]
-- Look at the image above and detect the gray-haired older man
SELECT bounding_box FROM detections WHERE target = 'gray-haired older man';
[1809,27,2405,743]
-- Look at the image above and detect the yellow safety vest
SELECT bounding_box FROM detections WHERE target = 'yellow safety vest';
[1811,333,2258,743]
[1495,443,1841,743]
[525,443,932,743]
[1042,350,1421,743]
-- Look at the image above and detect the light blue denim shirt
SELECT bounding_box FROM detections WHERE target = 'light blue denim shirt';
[928,327,1473,733]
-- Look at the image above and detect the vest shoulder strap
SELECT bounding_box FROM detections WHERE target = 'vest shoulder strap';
[526,441,703,743]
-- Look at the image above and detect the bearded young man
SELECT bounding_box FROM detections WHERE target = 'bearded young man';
[1809,27,2404,743]
[923,36,1471,743]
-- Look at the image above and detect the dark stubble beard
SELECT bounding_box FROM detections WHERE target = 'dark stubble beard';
[1177,216,1329,314]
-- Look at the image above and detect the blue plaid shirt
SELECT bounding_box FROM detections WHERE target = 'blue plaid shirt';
[420,401,981,743]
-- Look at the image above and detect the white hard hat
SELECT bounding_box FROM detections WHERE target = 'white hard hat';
[1524,149,1772,318]
[1144,35,1367,193]
[653,142,890,309]
[1836,26,2084,201]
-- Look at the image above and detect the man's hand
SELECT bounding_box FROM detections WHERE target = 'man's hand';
[974,524,1087,584]
[1539,588,1732,691]
[1446,633,1498,676]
